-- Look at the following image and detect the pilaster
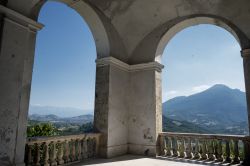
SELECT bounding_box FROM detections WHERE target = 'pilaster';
[242,49,250,134]
[242,49,250,165]
[0,7,42,165]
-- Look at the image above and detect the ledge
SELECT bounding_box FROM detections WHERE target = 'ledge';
[96,57,164,72]
[0,5,44,31]
[241,49,250,58]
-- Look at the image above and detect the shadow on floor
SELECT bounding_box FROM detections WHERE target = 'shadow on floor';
[69,155,148,165]
[67,155,242,166]
[156,156,242,166]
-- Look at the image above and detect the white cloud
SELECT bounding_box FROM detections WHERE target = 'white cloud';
[191,85,210,93]
[163,90,179,101]
[32,103,42,106]
[168,90,178,95]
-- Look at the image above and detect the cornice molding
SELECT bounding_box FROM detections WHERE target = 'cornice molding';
[241,49,250,58]
[0,5,44,32]
[96,57,164,72]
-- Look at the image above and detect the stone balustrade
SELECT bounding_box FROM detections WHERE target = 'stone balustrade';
[25,133,101,166]
[158,132,250,165]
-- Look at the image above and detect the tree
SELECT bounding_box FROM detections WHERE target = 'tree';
[80,122,93,133]
[27,123,59,137]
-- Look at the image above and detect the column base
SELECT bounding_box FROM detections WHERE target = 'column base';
[99,144,128,158]
[0,160,25,166]
[15,163,25,166]
[128,144,157,156]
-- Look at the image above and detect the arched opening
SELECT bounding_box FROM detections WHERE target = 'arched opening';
[27,1,97,137]
[160,22,249,135]
[155,16,250,62]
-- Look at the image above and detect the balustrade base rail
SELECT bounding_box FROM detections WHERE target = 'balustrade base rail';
[158,132,250,165]
[25,133,101,166]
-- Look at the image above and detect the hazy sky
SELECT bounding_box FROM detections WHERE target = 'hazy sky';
[29,1,245,110]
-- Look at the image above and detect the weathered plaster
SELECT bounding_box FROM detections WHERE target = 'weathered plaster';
[1,1,250,164]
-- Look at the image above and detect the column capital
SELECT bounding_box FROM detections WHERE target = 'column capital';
[0,5,44,32]
[96,57,164,72]
[241,49,250,58]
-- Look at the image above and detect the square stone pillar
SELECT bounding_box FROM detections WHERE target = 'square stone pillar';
[242,49,250,133]
[0,8,42,166]
[242,49,250,165]
[94,57,164,158]
[128,62,164,156]
[94,57,130,158]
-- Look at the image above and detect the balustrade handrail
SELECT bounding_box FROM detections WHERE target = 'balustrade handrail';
[27,133,101,144]
[159,132,249,140]
[25,133,102,165]
[158,132,250,165]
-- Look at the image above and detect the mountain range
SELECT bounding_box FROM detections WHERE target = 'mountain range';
[29,105,93,117]
[29,114,93,125]
[28,84,249,135]
[163,84,249,135]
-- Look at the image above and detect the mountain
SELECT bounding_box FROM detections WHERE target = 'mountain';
[163,116,212,134]
[29,114,94,125]
[29,114,61,122]
[63,115,93,124]
[29,105,93,117]
[163,84,249,135]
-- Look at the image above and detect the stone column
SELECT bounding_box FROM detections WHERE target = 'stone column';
[94,57,163,158]
[242,49,250,165]
[94,57,130,158]
[128,61,164,156]
[0,6,43,166]
[242,49,250,133]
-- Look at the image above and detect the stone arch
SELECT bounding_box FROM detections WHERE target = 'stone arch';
[155,16,249,62]
[30,0,127,61]
[129,14,250,64]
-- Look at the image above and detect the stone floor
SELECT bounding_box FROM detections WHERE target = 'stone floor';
[71,155,236,166]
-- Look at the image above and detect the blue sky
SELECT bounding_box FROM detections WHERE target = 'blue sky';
[29,2,96,110]
[162,24,244,101]
[29,1,245,111]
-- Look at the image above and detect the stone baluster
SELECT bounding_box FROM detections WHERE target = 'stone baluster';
[87,138,93,158]
[93,138,97,157]
[243,138,250,165]
[166,137,172,156]
[77,139,82,160]
[63,140,70,163]
[71,139,76,161]
[74,139,79,159]
[185,138,192,159]
[159,135,166,156]
[193,139,200,159]
[26,144,33,166]
[171,137,178,157]
[201,139,208,160]
[49,141,57,166]
[44,142,50,166]
[90,138,95,157]
[225,140,232,163]
[57,141,64,165]
[34,143,41,166]
[215,140,223,162]
[179,138,185,158]
[233,140,240,164]
[208,140,215,161]
[84,139,89,159]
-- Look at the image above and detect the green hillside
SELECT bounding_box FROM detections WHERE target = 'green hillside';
[163,116,212,133]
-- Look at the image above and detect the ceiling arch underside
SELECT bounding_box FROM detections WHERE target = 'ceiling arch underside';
[6,0,250,64]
